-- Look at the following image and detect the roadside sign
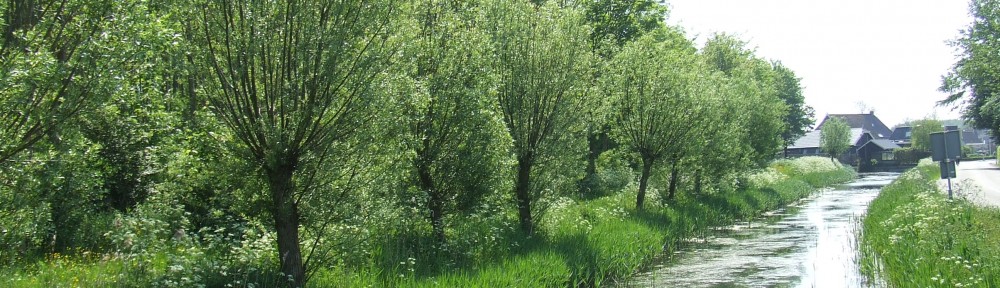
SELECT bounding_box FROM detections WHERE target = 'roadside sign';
[930,130,961,199]
[930,130,961,161]
[940,160,956,179]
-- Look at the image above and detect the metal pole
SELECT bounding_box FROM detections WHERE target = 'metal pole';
[944,136,953,200]
[946,159,953,200]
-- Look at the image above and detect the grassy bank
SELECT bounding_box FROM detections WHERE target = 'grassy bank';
[1,157,855,287]
[860,162,1000,287]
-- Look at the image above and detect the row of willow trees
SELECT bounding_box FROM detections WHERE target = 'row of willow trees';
[0,0,813,285]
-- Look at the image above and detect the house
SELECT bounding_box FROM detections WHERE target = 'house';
[962,130,982,145]
[857,139,902,172]
[785,130,823,156]
[815,112,893,139]
[785,112,901,170]
[962,129,997,155]
[785,128,870,160]
[889,126,912,147]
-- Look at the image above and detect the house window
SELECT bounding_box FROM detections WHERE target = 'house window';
[882,151,894,161]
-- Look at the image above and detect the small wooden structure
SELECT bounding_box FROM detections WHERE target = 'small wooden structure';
[857,139,902,172]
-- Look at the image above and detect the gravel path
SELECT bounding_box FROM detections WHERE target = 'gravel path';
[938,159,1000,207]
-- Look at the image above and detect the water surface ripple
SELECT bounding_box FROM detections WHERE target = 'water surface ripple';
[624,172,899,288]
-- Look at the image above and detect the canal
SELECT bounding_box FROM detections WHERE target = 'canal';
[623,172,898,287]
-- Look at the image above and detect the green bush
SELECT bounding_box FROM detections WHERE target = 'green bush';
[894,147,931,164]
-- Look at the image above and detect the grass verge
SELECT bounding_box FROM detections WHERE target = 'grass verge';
[860,162,1000,287]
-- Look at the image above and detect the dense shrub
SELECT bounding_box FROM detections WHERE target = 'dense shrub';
[893,147,932,164]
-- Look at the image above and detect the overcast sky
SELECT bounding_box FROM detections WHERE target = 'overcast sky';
[665,0,973,128]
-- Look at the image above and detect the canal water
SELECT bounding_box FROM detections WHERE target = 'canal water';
[623,172,899,288]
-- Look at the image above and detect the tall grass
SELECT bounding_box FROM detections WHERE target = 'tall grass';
[860,163,1000,287]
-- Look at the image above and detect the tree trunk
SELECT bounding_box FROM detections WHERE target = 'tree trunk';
[581,131,601,195]
[417,163,445,244]
[584,151,597,180]
[581,130,617,195]
[515,154,534,234]
[3,0,37,45]
[46,129,70,253]
[266,165,305,287]
[694,168,703,195]
[783,141,788,158]
[667,163,679,201]
[636,156,653,210]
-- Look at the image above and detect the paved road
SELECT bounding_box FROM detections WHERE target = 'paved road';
[939,159,1000,207]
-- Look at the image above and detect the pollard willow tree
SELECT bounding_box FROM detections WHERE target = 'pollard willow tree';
[604,28,707,209]
[196,0,399,285]
[578,0,668,192]
[0,0,117,164]
[485,0,592,233]
[406,0,508,244]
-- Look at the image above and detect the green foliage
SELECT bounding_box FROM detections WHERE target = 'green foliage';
[399,0,512,243]
[770,156,857,186]
[962,145,975,158]
[582,147,636,197]
[910,119,944,152]
[861,163,1000,287]
[702,34,788,167]
[0,0,820,286]
[773,61,815,149]
[485,0,593,233]
[581,0,667,54]
[312,156,851,288]
[940,0,1000,141]
[195,0,405,284]
[604,26,704,208]
[820,116,851,160]
[0,0,117,163]
[893,147,932,164]
[2,143,854,287]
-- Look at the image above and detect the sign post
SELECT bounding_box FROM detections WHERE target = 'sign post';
[930,130,961,199]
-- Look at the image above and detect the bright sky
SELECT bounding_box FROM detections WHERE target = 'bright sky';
[666,0,973,128]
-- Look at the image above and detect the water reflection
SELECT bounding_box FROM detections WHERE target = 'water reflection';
[623,173,898,288]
